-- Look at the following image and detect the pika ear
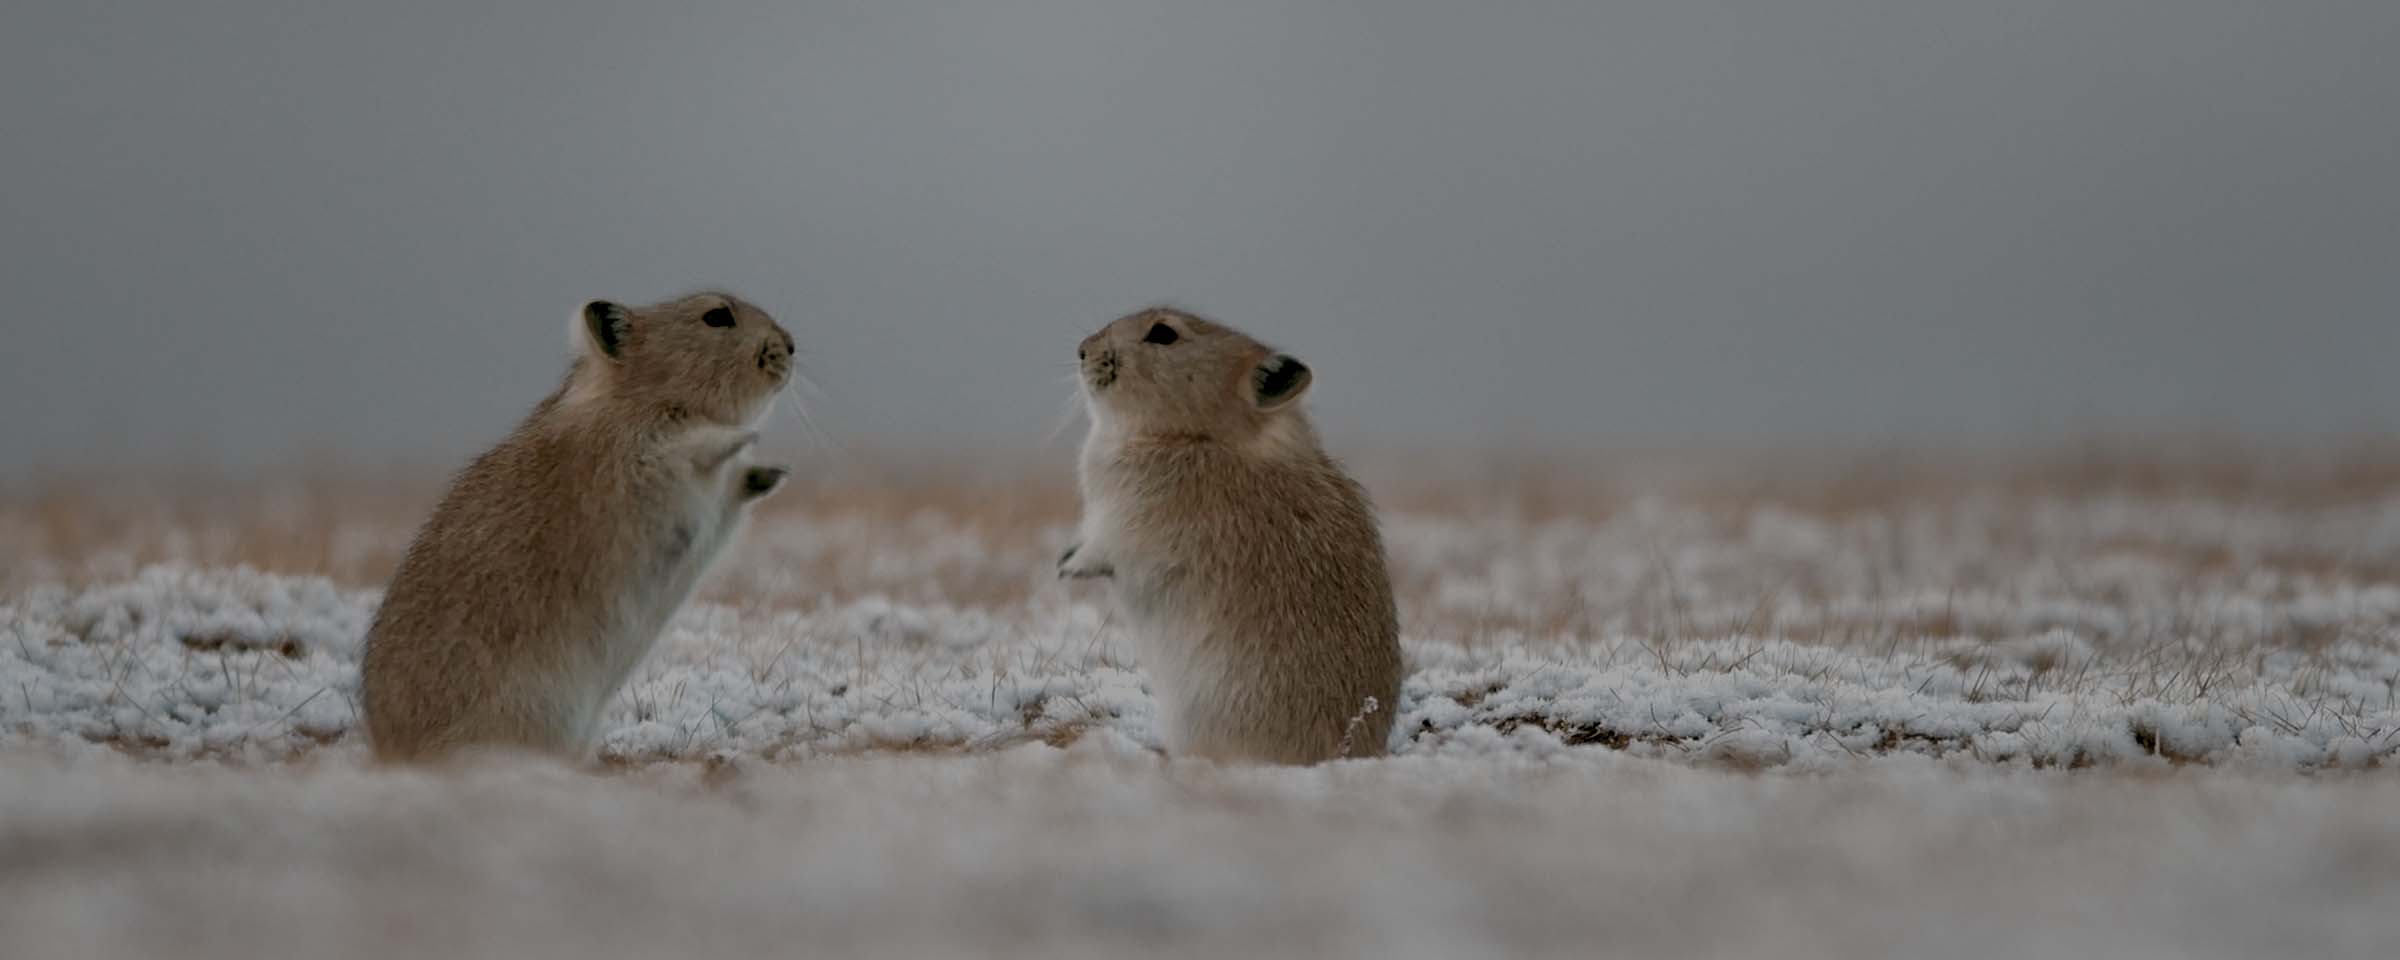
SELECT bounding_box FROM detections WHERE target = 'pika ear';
[580,300,631,361]
[1250,353,1313,411]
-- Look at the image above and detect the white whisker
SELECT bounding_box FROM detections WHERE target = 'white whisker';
[772,373,845,464]
[787,367,833,405]
[1043,384,1088,448]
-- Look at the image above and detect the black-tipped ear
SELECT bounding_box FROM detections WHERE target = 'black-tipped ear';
[582,300,630,360]
[1252,353,1313,411]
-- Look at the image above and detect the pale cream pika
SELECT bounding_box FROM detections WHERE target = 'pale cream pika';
[361,292,797,763]
[1062,307,1403,764]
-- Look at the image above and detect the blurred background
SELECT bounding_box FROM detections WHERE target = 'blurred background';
[3,0,2395,480]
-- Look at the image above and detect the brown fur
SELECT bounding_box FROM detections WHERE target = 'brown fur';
[361,292,794,762]
[1064,308,1403,764]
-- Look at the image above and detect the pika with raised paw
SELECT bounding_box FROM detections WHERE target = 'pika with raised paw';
[1064,307,1403,763]
[362,293,796,762]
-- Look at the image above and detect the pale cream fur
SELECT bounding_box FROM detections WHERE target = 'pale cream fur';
[361,292,795,762]
[1064,307,1403,764]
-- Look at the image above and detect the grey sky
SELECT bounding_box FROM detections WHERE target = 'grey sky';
[4,1,2396,475]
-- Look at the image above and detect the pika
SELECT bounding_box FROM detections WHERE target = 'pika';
[1061,307,1403,764]
[361,292,796,762]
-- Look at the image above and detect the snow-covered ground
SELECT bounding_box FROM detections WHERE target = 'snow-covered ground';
[4,453,2399,956]
[8,456,2400,769]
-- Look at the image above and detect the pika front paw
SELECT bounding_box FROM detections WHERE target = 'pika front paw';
[1057,543,1113,580]
[679,426,761,474]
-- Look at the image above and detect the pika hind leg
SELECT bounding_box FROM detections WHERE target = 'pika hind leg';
[431,689,595,762]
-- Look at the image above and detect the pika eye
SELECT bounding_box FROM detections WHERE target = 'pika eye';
[1142,322,1180,345]
[702,306,736,328]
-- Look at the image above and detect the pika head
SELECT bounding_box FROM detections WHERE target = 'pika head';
[574,292,795,425]
[1078,307,1312,438]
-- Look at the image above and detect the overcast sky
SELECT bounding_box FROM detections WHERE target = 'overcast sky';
[3,1,2395,475]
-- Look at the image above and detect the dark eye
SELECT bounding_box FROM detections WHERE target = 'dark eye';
[702,306,736,328]
[1142,322,1179,345]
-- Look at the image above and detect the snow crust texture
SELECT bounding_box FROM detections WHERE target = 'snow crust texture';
[7,465,2399,770]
